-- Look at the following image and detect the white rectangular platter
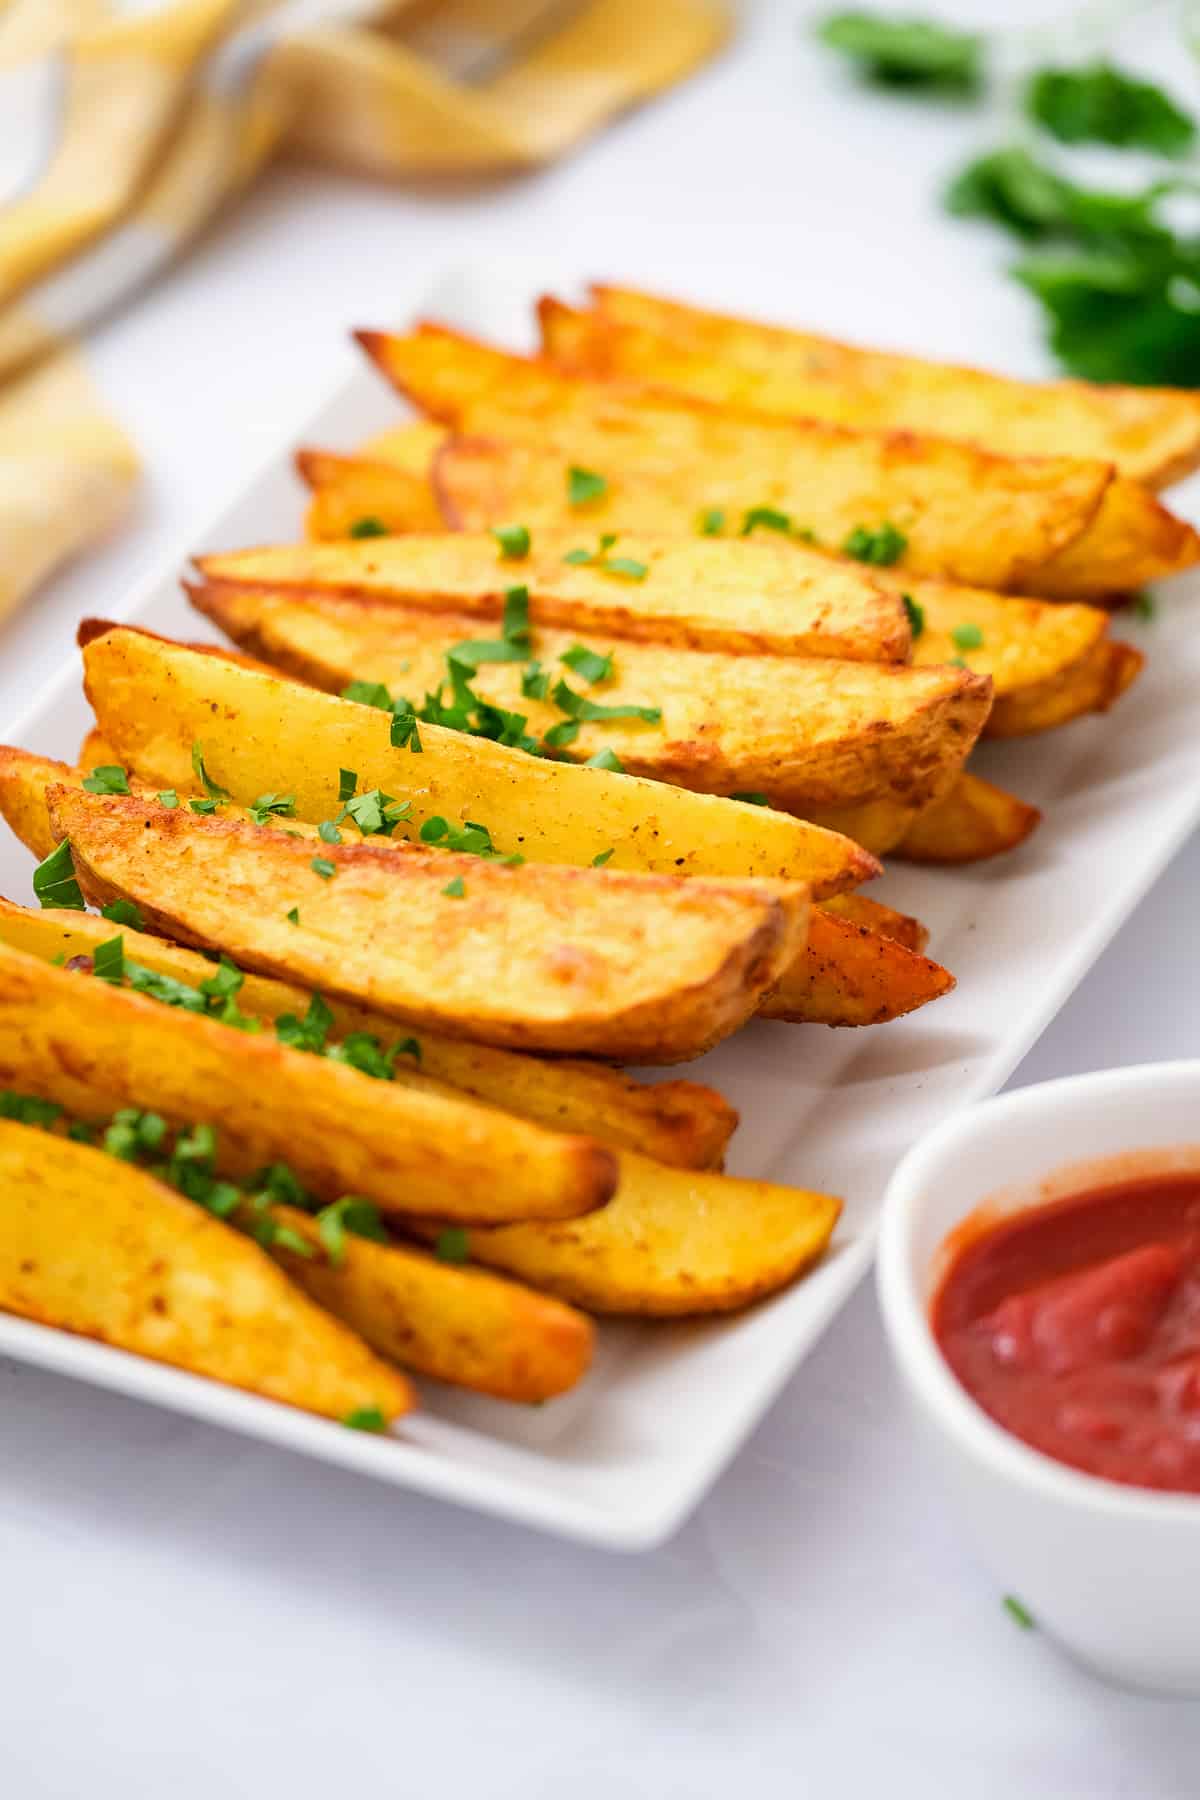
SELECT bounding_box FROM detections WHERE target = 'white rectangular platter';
[2,260,1199,1550]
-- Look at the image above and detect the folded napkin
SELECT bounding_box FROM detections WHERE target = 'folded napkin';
[0,0,727,625]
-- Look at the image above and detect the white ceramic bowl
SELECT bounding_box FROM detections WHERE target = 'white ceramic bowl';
[877,1060,1200,1696]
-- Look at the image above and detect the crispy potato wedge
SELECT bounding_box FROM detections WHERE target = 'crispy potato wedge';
[48,786,810,1062]
[191,581,990,813]
[417,1150,841,1316]
[0,1119,413,1423]
[820,891,929,954]
[761,906,953,1025]
[364,325,1200,596]
[196,533,911,663]
[298,449,445,540]
[256,1205,594,1402]
[0,938,616,1223]
[0,896,737,1171]
[896,770,1043,864]
[583,285,1200,490]
[983,636,1143,739]
[355,420,449,474]
[81,623,878,895]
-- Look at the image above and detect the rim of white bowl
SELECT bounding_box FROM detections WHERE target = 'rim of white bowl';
[876,1059,1200,1526]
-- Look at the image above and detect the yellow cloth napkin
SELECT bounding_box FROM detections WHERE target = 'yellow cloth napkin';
[0,0,728,625]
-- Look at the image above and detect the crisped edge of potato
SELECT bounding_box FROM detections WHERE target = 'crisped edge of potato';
[761,907,953,1025]
[895,771,1043,864]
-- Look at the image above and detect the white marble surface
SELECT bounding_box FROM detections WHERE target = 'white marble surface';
[3,5,1200,1791]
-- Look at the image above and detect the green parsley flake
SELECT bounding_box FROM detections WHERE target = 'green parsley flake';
[585,749,624,773]
[318,820,342,844]
[343,680,394,711]
[0,1092,64,1127]
[158,790,179,809]
[191,743,230,801]
[951,622,984,652]
[521,660,550,700]
[902,594,925,640]
[101,898,145,929]
[591,848,615,866]
[1133,592,1156,622]
[246,792,296,826]
[442,876,466,898]
[348,516,389,539]
[188,798,219,816]
[311,857,337,881]
[316,1196,388,1268]
[568,465,608,506]
[1026,62,1195,158]
[842,521,907,566]
[286,907,300,925]
[493,523,531,560]
[732,792,769,807]
[816,11,984,94]
[1002,1594,1036,1631]
[561,644,614,684]
[740,506,792,537]
[698,507,726,536]
[91,934,125,985]
[389,708,423,754]
[33,839,85,912]
[343,1407,389,1432]
[551,678,661,729]
[82,765,130,796]
[339,788,410,837]
[338,768,358,802]
[434,1226,470,1264]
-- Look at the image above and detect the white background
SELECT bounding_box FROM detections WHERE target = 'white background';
[3,3,1200,1792]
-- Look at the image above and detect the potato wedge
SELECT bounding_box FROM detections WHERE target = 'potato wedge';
[0,939,616,1223]
[80,623,879,895]
[47,786,810,1062]
[896,770,1043,864]
[255,1205,594,1402]
[363,325,1200,596]
[190,581,990,813]
[819,891,929,955]
[0,896,737,1171]
[583,285,1200,490]
[761,906,953,1025]
[297,449,445,540]
[354,420,450,474]
[196,532,911,664]
[0,1119,413,1423]
[416,1150,841,1316]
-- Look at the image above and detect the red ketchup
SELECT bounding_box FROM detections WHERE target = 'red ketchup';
[931,1174,1200,1493]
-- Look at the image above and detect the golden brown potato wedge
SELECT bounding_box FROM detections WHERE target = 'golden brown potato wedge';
[190,581,990,814]
[416,1150,841,1316]
[819,891,929,954]
[581,285,1200,490]
[196,533,911,663]
[896,770,1043,864]
[363,325,1200,596]
[80,622,879,895]
[47,786,810,1062]
[0,896,737,1171]
[761,907,953,1025]
[255,1204,594,1402]
[0,938,616,1223]
[0,1119,413,1423]
[298,448,445,540]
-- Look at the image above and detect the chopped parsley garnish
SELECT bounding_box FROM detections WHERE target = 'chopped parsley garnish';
[189,797,220,816]
[1027,63,1194,158]
[951,622,984,651]
[591,847,615,866]
[103,1107,168,1162]
[1133,591,1156,622]
[816,11,984,95]
[100,898,145,928]
[521,661,550,700]
[442,876,466,898]
[246,792,296,826]
[82,765,130,796]
[740,506,791,537]
[33,839,85,911]
[603,557,648,581]
[585,749,624,772]
[318,820,342,844]
[343,1407,388,1432]
[418,816,517,861]
[561,644,613,685]
[338,768,358,803]
[389,707,424,753]
[564,533,647,581]
[1002,1594,1035,1631]
[434,1226,470,1264]
[91,935,125,985]
[158,790,179,809]
[343,680,394,711]
[493,523,531,560]
[550,679,661,730]
[338,787,410,837]
[348,516,389,539]
[0,1092,64,1126]
[275,991,335,1055]
[191,743,229,802]
[732,792,769,806]
[567,465,608,506]
[902,594,925,640]
[843,521,907,566]
[698,507,726,536]
[286,907,300,925]
[316,1196,388,1267]
[446,585,532,669]
[310,857,336,880]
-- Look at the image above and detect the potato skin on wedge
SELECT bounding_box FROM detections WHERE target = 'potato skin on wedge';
[80,622,876,896]
[47,786,810,1063]
[365,325,1200,597]
[0,939,615,1224]
[896,771,1043,864]
[0,1119,413,1423]
[0,896,737,1172]
[761,909,953,1026]
[192,581,991,814]
[419,1151,842,1316]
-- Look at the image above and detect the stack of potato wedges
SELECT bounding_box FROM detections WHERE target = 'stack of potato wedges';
[1,281,1197,1435]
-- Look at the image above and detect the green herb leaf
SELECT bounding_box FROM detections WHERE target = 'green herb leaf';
[551,678,661,728]
[0,1092,63,1127]
[563,547,594,566]
[698,507,726,536]
[902,594,925,640]
[316,1196,389,1267]
[91,934,125,985]
[740,506,792,537]
[951,622,984,651]
[493,523,531,560]
[338,768,358,803]
[286,907,300,925]
[843,520,907,565]
[318,820,342,845]
[246,792,296,826]
[349,516,389,539]
[82,764,130,796]
[1132,591,1156,621]
[1002,1594,1035,1630]
[585,748,624,772]
[602,556,648,581]
[188,797,219,816]
[191,743,230,802]
[1026,62,1194,158]
[434,1226,470,1264]
[342,680,394,711]
[33,839,85,911]
[543,719,580,749]
[157,790,179,809]
[100,898,145,929]
[561,643,614,684]
[521,660,550,700]
[418,815,506,859]
[816,10,984,94]
[338,787,411,837]
[389,707,423,753]
[591,847,615,866]
[275,992,335,1056]
[568,465,608,506]
[442,876,466,898]
[311,857,336,880]
[732,792,769,806]
[343,1406,388,1432]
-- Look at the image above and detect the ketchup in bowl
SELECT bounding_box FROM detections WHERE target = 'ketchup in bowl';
[931,1173,1200,1493]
